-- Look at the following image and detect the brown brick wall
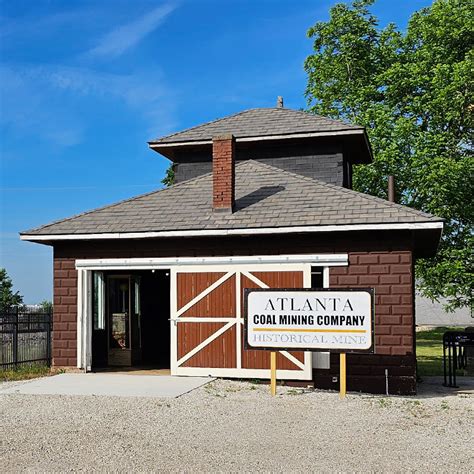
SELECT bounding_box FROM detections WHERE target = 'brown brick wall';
[53,257,77,367]
[313,353,416,395]
[330,251,414,356]
[212,134,235,210]
[322,250,416,395]
[51,231,417,393]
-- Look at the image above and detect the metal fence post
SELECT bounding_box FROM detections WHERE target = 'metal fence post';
[443,334,447,386]
[12,307,18,367]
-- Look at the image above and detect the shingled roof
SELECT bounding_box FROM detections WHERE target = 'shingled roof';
[149,108,364,144]
[22,160,442,238]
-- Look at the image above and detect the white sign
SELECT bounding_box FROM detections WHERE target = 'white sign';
[245,289,374,352]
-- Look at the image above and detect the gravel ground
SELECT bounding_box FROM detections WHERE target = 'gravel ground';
[1,378,473,472]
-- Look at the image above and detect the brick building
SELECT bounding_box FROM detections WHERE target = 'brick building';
[21,104,443,394]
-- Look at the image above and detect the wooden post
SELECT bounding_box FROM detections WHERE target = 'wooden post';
[270,351,277,396]
[339,353,347,399]
[388,175,395,202]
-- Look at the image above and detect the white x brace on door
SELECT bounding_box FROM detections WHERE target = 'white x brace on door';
[170,263,312,380]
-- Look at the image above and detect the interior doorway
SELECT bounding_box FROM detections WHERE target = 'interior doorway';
[140,270,170,368]
[91,269,171,370]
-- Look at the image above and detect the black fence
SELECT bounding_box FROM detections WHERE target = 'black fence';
[0,308,52,369]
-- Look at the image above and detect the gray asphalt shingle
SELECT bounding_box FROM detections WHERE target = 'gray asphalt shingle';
[149,108,363,144]
[22,160,442,236]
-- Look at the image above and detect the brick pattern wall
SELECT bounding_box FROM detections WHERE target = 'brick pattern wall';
[173,140,346,186]
[175,161,212,182]
[212,134,235,210]
[313,353,416,395]
[175,154,344,186]
[313,250,416,394]
[53,257,77,367]
[330,251,414,356]
[256,154,343,185]
[51,232,417,393]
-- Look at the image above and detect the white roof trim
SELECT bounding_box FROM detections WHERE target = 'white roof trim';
[150,139,212,147]
[148,128,365,148]
[20,221,443,242]
[75,254,349,270]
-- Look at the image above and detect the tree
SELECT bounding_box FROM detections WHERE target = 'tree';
[161,163,175,187]
[304,0,473,311]
[0,268,24,312]
[39,300,53,314]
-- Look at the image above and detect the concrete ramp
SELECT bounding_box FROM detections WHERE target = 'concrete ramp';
[0,373,213,398]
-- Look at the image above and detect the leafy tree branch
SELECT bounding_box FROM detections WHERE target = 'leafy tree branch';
[305,0,473,311]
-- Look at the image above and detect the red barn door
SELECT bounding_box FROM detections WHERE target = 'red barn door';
[170,264,312,379]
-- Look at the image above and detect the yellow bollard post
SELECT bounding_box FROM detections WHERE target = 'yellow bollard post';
[339,353,346,399]
[270,351,277,396]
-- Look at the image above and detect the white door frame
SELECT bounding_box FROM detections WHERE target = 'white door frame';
[75,254,348,372]
[77,269,93,371]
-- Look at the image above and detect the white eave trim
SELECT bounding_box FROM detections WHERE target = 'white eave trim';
[75,254,349,270]
[20,221,444,242]
[148,128,365,148]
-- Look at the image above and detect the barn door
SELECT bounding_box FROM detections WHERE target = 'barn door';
[170,264,312,380]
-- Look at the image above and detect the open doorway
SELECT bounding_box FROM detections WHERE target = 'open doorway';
[91,269,171,371]
[140,270,170,368]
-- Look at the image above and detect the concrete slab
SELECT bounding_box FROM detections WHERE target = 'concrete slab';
[417,376,474,397]
[0,373,214,398]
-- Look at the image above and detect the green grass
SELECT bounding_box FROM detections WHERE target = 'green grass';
[0,364,51,382]
[416,326,465,377]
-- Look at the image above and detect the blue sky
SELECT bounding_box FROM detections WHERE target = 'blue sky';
[0,0,430,303]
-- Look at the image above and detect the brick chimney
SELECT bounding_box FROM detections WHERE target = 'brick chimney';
[212,134,235,212]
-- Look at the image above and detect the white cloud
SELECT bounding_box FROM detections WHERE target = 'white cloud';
[44,64,178,137]
[86,3,176,59]
[0,64,176,148]
[0,3,179,148]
